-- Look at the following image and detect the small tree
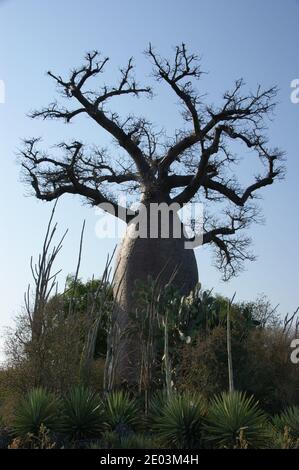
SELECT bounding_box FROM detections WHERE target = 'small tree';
[20,44,284,385]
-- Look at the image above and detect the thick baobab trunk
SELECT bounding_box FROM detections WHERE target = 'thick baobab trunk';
[106,194,198,387]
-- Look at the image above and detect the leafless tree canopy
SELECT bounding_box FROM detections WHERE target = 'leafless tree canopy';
[20,44,284,279]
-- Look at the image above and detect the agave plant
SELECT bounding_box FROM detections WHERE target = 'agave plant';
[103,391,140,432]
[148,389,169,424]
[61,386,104,440]
[204,391,268,448]
[268,426,299,449]
[152,392,206,449]
[272,406,299,440]
[13,388,61,436]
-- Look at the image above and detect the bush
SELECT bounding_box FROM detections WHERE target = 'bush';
[13,388,61,437]
[178,324,299,414]
[9,424,58,449]
[61,386,104,440]
[272,406,299,440]
[104,391,140,433]
[204,391,268,448]
[268,427,299,449]
[178,327,230,397]
[148,389,169,423]
[152,392,206,449]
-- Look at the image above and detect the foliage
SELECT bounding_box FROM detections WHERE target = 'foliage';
[148,389,169,424]
[178,326,240,397]
[178,304,299,414]
[3,383,299,449]
[2,247,299,450]
[87,431,119,449]
[272,406,299,440]
[152,392,206,449]
[104,391,141,432]
[238,329,299,412]
[61,386,104,440]
[4,300,88,393]
[268,426,299,449]
[3,274,113,396]
[9,424,58,449]
[204,391,268,448]
[63,275,113,358]
[133,284,273,393]
[13,388,61,437]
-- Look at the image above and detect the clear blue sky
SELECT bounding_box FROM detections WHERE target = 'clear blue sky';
[0,0,299,355]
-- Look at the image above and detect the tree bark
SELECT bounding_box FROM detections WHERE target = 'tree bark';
[106,194,198,387]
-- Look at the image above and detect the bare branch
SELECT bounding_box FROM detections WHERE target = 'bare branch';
[30,102,86,123]
[25,202,68,342]
[172,124,226,205]
[68,220,86,316]
[147,43,202,136]
[202,206,258,280]
[157,75,279,173]
[41,51,153,181]
[20,139,136,222]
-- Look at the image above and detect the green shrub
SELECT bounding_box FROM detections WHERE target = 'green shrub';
[62,385,104,440]
[153,392,206,449]
[204,391,268,448]
[104,391,140,432]
[13,388,61,436]
[272,406,299,440]
[147,389,169,425]
[268,425,299,449]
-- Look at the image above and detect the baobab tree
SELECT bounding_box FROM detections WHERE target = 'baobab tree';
[20,45,284,385]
